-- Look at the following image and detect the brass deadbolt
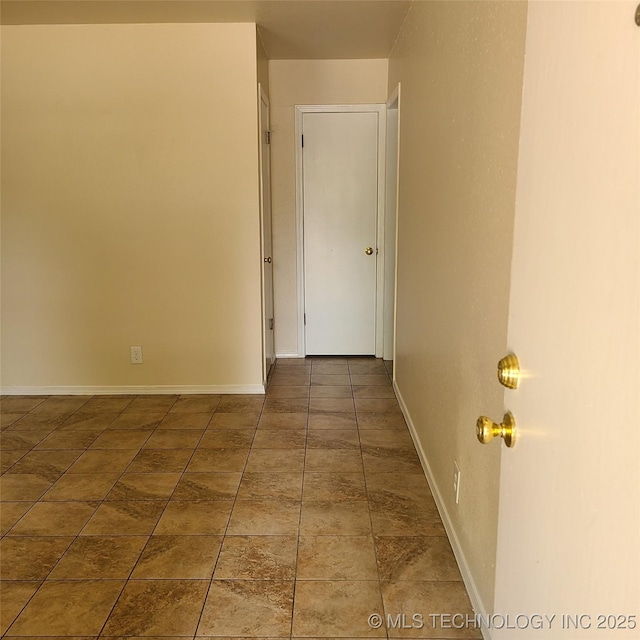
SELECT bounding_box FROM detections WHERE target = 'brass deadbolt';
[497,354,520,389]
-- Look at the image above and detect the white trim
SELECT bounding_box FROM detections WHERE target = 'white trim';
[275,352,306,359]
[393,379,492,640]
[295,103,387,358]
[1,385,266,396]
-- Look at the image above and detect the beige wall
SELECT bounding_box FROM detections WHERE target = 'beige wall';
[388,1,527,611]
[257,30,269,98]
[268,59,388,355]
[1,22,264,391]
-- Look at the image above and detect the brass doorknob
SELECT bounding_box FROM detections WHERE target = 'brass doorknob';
[365,247,374,255]
[264,257,272,263]
[497,354,520,389]
[476,412,517,448]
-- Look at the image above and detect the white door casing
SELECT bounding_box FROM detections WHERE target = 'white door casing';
[492,3,639,638]
[258,85,275,382]
[295,105,386,357]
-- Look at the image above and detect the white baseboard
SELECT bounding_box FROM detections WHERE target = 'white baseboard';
[1,384,266,396]
[393,380,492,640]
[275,352,305,359]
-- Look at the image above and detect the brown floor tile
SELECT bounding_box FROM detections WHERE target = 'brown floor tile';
[42,473,120,501]
[308,414,358,430]
[0,502,33,535]
[50,536,147,579]
[127,449,193,473]
[89,430,154,449]
[303,472,367,502]
[310,385,353,398]
[81,396,134,412]
[355,399,401,413]
[187,448,248,472]
[199,429,255,448]
[7,414,69,432]
[0,474,54,501]
[306,430,360,449]
[311,363,350,375]
[357,412,408,429]
[81,501,166,535]
[143,429,204,449]
[154,500,232,535]
[7,450,83,481]
[311,374,352,386]
[381,581,481,638]
[217,395,265,413]
[270,373,312,386]
[246,449,305,472]
[292,580,384,637]
[263,397,310,413]
[0,413,24,428]
[1,449,27,473]
[350,374,391,386]
[209,412,261,429]
[353,385,396,399]
[300,500,372,535]
[7,501,98,536]
[1,397,46,413]
[297,536,378,580]
[198,580,294,637]
[34,430,99,450]
[214,535,297,580]
[369,500,445,537]
[0,580,41,635]
[58,411,119,431]
[67,449,137,474]
[107,412,165,430]
[251,430,306,449]
[258,413,307,429]
[172,472,242,500]
[366,472,433,503]
[266,385,310,399]
[362,450,423,474]
[132,535,222,579]
[309,398,355,415]
[348,361,388,375]
[375,536,462,582]
[102,580,208,636]
[359,430,414,448]
[227,500,301,535]
[159,411,212,430]
[238,472,303,501]
[305,449,363,473]
[30,396,90,414]
[1,431,49,450]
[125,395,178,412]
[170,395,221,413]
[0,536,73,579]
[106,473,181,501]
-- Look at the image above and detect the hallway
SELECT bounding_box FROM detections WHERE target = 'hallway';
[0,358,479,638]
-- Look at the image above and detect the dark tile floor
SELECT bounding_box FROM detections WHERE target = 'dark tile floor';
[0,357,480,639]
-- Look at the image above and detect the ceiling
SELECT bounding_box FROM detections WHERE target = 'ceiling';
[1,0,413,59]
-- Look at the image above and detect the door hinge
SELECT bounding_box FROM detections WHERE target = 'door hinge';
[304,313,306,325]
[266,131,271,145]
[301,134,304,148]
[269,318,274,330]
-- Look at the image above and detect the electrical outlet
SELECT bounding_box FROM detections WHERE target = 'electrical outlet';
[453,462,461,505]
[130,346,143,364]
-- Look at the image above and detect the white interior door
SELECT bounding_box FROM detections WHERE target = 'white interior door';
[302,110,379,355]
[493,3,639,637]
[258,86,275,380]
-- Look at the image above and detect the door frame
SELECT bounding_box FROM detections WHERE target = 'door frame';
[294,104,387,357]
[258,83,275,384]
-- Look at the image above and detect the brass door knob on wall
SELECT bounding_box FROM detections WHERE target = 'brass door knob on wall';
[476,412,517,448]
[365,247,374,255]
[497,354,520,389]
